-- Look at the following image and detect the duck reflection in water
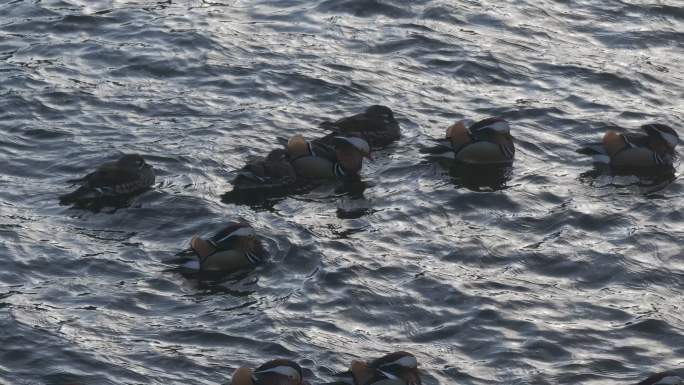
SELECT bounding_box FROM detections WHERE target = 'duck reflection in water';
[578,164,676,194]
[446,162,513,192]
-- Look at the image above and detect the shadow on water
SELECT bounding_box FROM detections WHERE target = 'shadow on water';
[59,192,149,213]
[449,163,513,192]
[429,159,513,192]
[579,164,677,194]
[165,250,259,297]
[221,177,369,210]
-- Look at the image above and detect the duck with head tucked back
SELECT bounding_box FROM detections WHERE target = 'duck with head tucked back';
[59,154,155,204]
[319,105,400,148]
[422,117,515,165]
[287,135,372,180]
[331,351,422,385]
[231,359,310,385]
[183,222,266,272]
[637,371,684,385]
[578,123,679,167]
[230,148,297,193]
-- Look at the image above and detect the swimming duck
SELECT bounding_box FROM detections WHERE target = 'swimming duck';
[231,359,308,385]
[184,222,266,272]
[637,372,683,385]
[578,123,679,167]
[319,105,400,148]
[287,135,372,180]
[231,148,298,193]
[333,351,422,385]
[422,117,515,165]
[59,154,155,204]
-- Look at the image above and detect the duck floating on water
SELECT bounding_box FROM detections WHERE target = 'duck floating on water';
[183,222,266,272]
[231,359,309,385]
[332,351,422,385]
[422,117,515,165]
[227,135,371,202]
[637,371,684,385]
[578,123,679,167]
[59,154,155,204]
[287,135,371,180]
[231,148,298,194]
[319,105,400,148]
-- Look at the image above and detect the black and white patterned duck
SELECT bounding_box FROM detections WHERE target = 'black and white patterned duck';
[578,123,679,167]
[230,359,309,385]
[332,351,422,385]
[182,222,266,272]
[422,117,515,165]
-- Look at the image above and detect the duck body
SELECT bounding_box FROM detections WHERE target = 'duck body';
[231,359,308,385]
[287,135,370,181]
[422,117,514,165]
[227,135,370,202]
[185,222,266,272]
[231,148,297,192]
[578,123,679,167]
[59,154,155,204]
[319,105,400,148]
[332,351,421,385]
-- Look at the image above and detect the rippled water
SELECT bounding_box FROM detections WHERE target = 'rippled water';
[2,1,683,384]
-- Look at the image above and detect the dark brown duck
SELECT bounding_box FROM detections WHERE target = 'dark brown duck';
[59,154,155,204]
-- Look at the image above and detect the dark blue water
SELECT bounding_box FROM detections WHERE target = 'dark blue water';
[1,1,683,384]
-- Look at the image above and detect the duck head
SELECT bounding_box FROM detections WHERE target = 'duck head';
[446,119,474,147]
[351,351,421,385]
[190,222,263,270]
[642,124,679,150]
[232,359,307,385]
[600,129,626,156]
[287,135,310,158]
[333,137,372,173]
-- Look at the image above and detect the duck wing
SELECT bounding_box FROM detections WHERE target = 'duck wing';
[82,163,146,188]
[622,132,651,148]
[320,108,400,147]
[232,149,296,189]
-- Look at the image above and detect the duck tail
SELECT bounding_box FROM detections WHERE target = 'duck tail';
[58,186,95,205]
[577,142,610,164]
